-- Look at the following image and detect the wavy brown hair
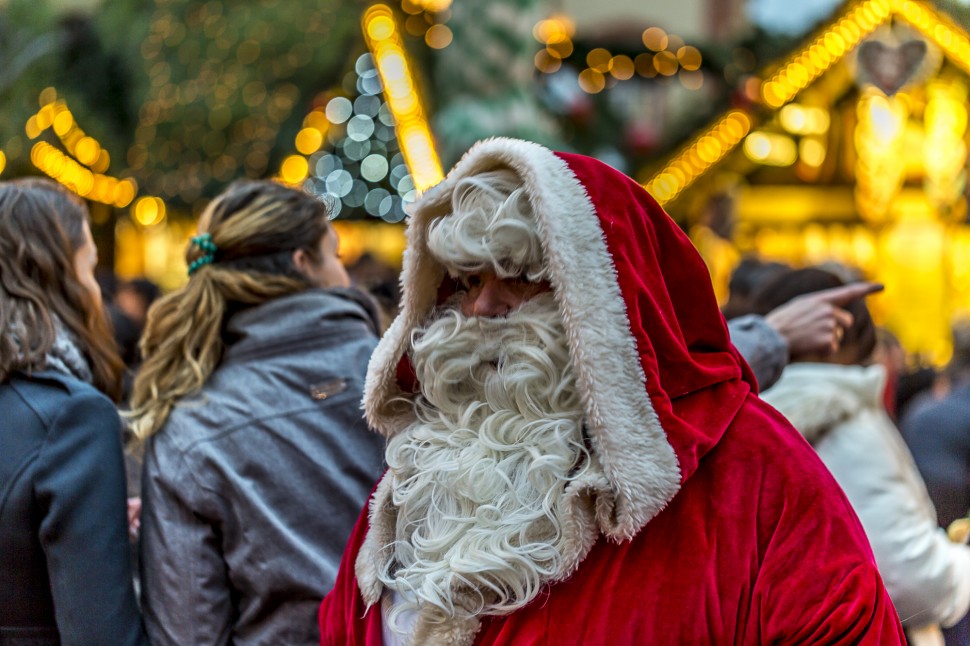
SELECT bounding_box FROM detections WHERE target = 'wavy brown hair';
[128,180,334,440]
[0,178,123,400]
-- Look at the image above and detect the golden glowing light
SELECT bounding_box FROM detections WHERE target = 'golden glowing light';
[642,27,668,52]
[25,93,143,208]
[653,51,679,76]
[760,0,889,108]
[294,127,324,155]
[30,140,138,208]
[924,79,969,214]
[413,0,452,12]
[532,16,575,45]
[280,155,309,184]
[855,91,909,223]
[677,45,703,71]
[587,48,612,73]
[52,110,74,137]
[644,111,751,205]
[363,4,443,192]
[74,136,101,167]
[799,137,827,167]
[425,24,453,49]
[743,132,798,166]
[0,150,5,177]
[133,196,166,227]
[779,103,831,135]
[38,87,57,107]
[535,49,563,74]
[578,68,606,93]
[610,55,635,80]
[25,117,42,140]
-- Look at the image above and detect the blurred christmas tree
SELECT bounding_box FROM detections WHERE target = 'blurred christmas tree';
[114,0,360,209]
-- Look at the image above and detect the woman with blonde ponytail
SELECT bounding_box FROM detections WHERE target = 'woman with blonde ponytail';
[131,180,385,646]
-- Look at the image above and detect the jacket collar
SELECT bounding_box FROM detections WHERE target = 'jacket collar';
[223,288,379,362]
[761,362,887,444]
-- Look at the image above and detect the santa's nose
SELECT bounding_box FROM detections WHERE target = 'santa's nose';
[461,274,515,318]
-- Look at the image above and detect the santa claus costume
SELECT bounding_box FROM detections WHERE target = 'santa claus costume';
[318,138,904,645]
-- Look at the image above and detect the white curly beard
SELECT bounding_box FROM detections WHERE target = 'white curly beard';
[378,292,589,636]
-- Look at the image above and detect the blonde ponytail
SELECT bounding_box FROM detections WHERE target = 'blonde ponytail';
[127,180,333,441]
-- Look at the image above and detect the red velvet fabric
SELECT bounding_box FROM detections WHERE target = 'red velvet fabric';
[320,401,903,644]
[558,152,760,484]
[318,151,905,644]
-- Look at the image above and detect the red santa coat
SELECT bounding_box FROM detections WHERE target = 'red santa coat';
[319,139,905,645]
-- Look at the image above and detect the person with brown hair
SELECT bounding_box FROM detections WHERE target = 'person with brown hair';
[129,180,385,646]
[757,267,970,641]
[0,178,147,645]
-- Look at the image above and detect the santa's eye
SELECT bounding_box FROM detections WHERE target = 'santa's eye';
[460,274,484,289]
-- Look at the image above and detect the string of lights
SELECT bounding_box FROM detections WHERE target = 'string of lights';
[533,17,705,93]
[362,3,443,192]
[25,89,139,209]
[645,0,970,207]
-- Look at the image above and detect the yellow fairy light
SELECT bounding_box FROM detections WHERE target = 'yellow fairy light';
[425,24,453,49]
[587,48,613,73]
[25,116,42,140]
[74,136,101,167]
[413,0,452,11]
[362,4,443,192]
[113,179,137,208]
[0,150,5,177]
[535,49,563,74]
[644,111,751,205]
[38,87,57,107]
[577,69,606,94]
[303,110,329,131]
[779,104,830,135]
[743,131,798,166]
[610,55,635,80]
[52,110,75,138]
[280,155,309,185]
[799,137,827,167]
[133,196,166,227]
[294,128,324,155]
[677,46,703,71]
[923,79,968,213]
[653,51,679,76]
[532,16,574,45]
[35,104,55,131]
[758,0,970,110]
[642,27,668,52]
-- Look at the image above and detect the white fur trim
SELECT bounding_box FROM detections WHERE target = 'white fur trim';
[363,137,681,542]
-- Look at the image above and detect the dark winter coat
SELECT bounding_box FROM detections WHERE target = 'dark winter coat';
[0,371,147,646]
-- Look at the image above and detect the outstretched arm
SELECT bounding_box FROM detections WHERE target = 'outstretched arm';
[765,282,883,357]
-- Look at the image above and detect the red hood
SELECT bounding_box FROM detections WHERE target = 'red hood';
[363,138,755,540]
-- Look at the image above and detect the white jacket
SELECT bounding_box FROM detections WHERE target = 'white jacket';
[762,362,970,629]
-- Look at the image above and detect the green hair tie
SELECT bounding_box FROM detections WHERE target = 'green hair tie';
[188,233,218,276]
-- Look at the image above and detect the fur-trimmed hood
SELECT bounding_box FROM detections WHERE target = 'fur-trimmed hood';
[364,137,755,533]
[761,362,887,445]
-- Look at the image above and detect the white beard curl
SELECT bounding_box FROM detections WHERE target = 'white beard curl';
[377,292,589,633]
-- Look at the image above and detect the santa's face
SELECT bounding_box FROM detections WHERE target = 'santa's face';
[457,270,552,319]
[376,170,590,633]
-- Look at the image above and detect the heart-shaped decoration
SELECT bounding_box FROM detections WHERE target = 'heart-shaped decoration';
[856,38,928,95]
